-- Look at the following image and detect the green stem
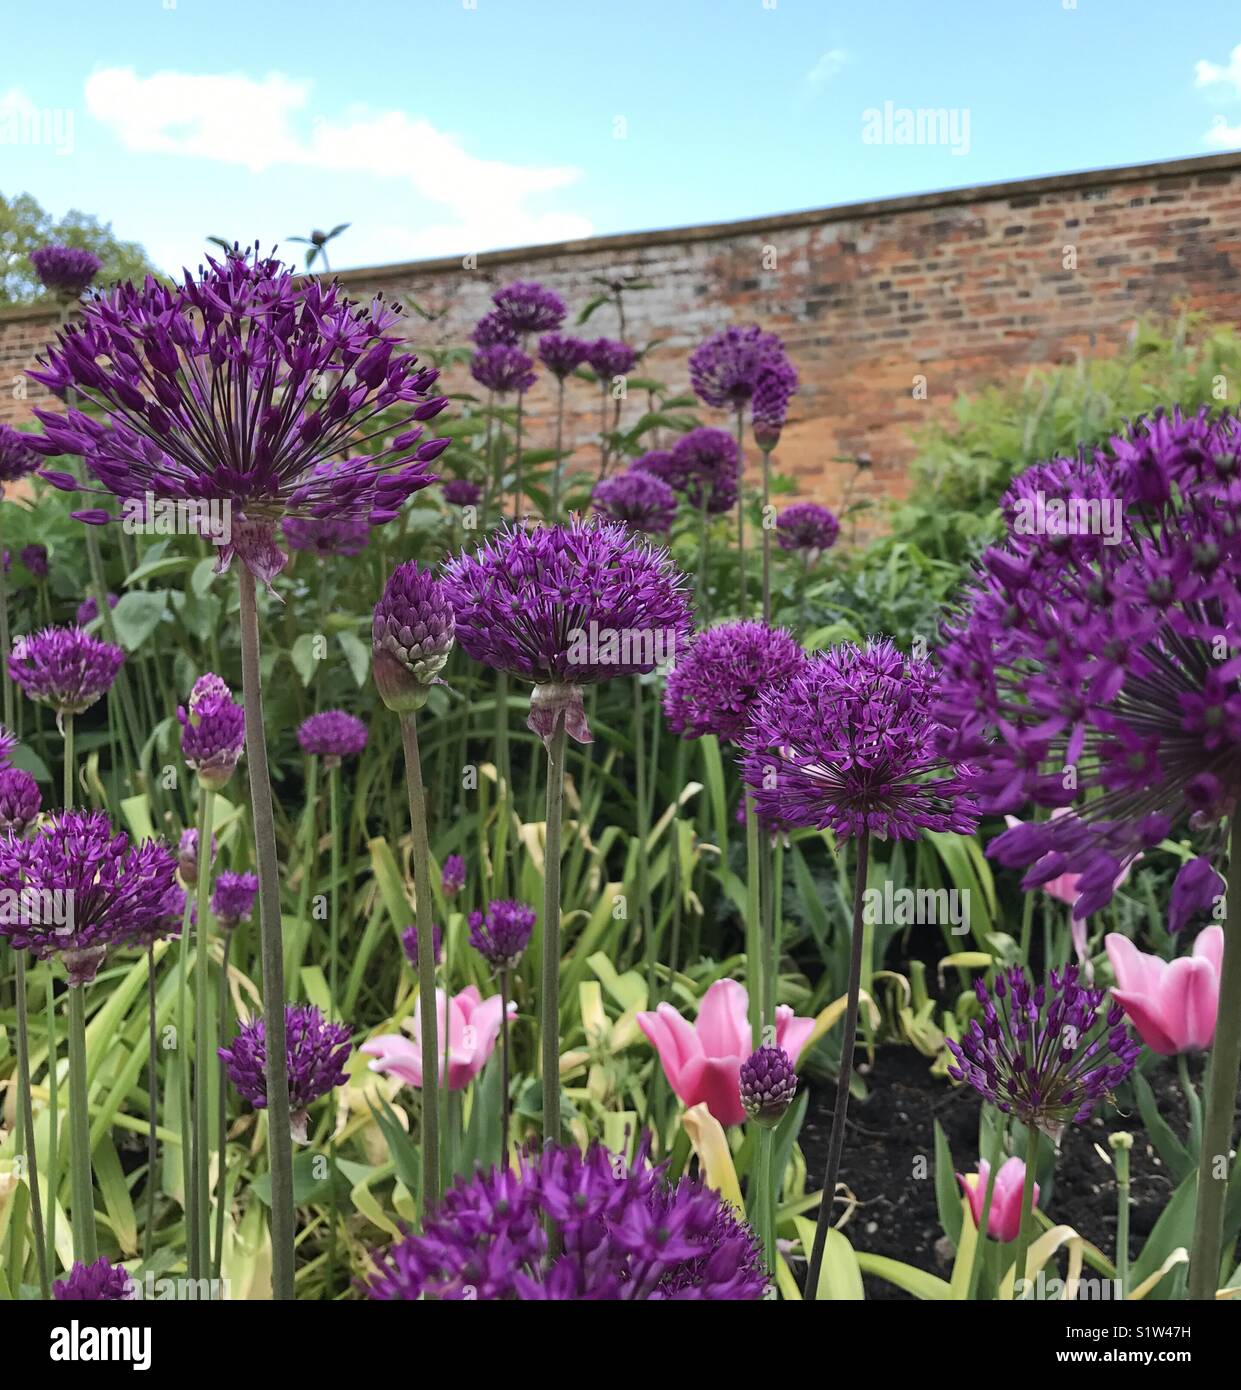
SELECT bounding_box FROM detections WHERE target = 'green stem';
[551,378,566,518]
[399,712,440,1210]
[62,714,74,809]
[1114,1140,1132,1298]
[760,445,773,625]
[634,678,654,990]
[326,761,342,1290]
[67,984,96,1262]
[697,503,710,623]
[14,952,49,1297]
[214,932,232,1280]
[755,1125,776,1276]
[192,787,215,1279]
[804,829,870,1299]
[143,946,158,1265]
[744,795,761,1049]
[541,716,567,1145]
[500,968,512,1167]
[964,1117,1003,1301]
[1012,1125,1040,1300]
[45,973,58,1277]
[238,566,295,1299]
[0,500,12,730]
[735,406,747,617]
[1188,810,1241,1299]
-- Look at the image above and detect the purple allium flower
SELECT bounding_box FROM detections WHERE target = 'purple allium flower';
[372,561,456,714]
[442,478,482,508]
[212,870,259,930]
[538,333,591,380]
[20,544,48,579]
[30,245,102,299]
[0,767,41,833]
[283,513,370,559]
[74,592,118,626]
[492,281,566,338]
[1168,856,1225,935]
[470,344,536,396]
[740,639,979,840]
[635,430,740,514]
[937,409,1241,918]
[123,880,186,950]
[297,709,368,764]
[664,621,806,744]
[9,625,124,717]
[53,1256,136,1301]
[0,424,41,488]
[219,1002,351,1138]
[401,921,443,968]
[946,964,1142,1140]
[468,899,535,971]
[366,1143,767,1300]
[176,827,217,884]
[0,725,14,768]
[739,1045,798,1127]
[442,853,466,896]
[776,502,839,560]
[442,518,692,746]
[592,469,678,534]
[0,810,178,985]
[30,245,448,584]
[472,310,520,349]
[587,338,637,381]
[752,362,798,450]
[689,325,790,411]
[178,673,245,789]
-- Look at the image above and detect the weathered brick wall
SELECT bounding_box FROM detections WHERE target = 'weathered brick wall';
[6,152,1241,510]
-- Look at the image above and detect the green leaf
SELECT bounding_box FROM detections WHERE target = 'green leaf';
[110,590,170,650]
[794,1219,865,1299]
[855,1251,952,1299]
[8,743,51,783]
[290,633,320,686]
[123,555,194,587]
[337,629,370,687]
[1132,1071,1192,1181]
[934,1119,964,1245]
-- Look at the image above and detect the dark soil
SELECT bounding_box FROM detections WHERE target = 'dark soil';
[799,1046,1202,1300]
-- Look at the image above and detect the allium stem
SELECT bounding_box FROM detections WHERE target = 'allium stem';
[760,445,773,625]
[755,1124,776,1276]
[541,716,567,1145]
[1011,1125,1040,1300]
[513,389,525,521]
[66,983,96,1262]
[0,502,12,729]
[734,407,747,617]
[494,675,511,898]
[634,677,654,991]
[192,787,215,1279]
[1114,1139,1132,1298]
[551,378,566,519]
[238,566,295,1299]
[744,794,762,1049]
[45,972,58,1274]
[144,945,158,1265]
[500,968,512,1167]
[804,829,870,1299]
[697,503,711,623]
[62,713,73,809]
[1188,810,1241,1299]
[326,761,342,1287]
[964,1120,1003,1302]
[14,951,50,1297]
[399,712,440,1210]
[214,930,232,1281]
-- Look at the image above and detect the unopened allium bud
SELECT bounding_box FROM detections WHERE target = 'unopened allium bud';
[0,767,41,834]
[178,673,245,789]
[212,871,259,930]
[372,562,456,714]
[441,853,466,896]
[739,1045,798,1127]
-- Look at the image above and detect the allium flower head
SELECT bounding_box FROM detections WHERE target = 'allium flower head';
[538,333,590,379]
[689,325,790,410]
[75,592,118,626]
[30,245,102,299]
[123,880,186,950]
[401,921,443,967]
[366,1144,767,1301]
[492,281,566,337]
[635,430,740,514]
[220,1002,351,1140]
[9,625,124,717]
[776,502,839,560]
[20,544,48,579]
[471,344,536,395]
[0,725,15,768]
[664,621,806,744]
[442,478,482,508]
[587,338,637,380]
[441,853,466,896]
[372,561,456,713]
[0,810,178,984]
[740,638,979,840]
[0,424,41,488]
[752,362,798,449]
[0,767,41,833]
[53,1257,136,1301]
[592,469,678,534]
[469,899,536,971]
[472,310,520,349]
[212,870,259,930]
[946,963,1142,1139]
[739,1045,798,1127]
[937,409,1241,917]
[178,672,245,789]
[30,245,448,583]
[297,709,368,764]
[442,518,692,746]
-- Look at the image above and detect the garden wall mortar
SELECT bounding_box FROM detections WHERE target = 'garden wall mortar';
[5,151,1241,510]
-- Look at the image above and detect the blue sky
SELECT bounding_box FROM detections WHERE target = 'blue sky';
[4,0,1241,275]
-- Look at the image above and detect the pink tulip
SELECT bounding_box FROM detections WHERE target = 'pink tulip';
[956,1156,1037,1243]
[1104,928,1223,1056]
[636,978,815,1127]
[361,985,515,1091]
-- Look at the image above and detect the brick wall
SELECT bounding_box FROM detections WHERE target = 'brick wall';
[5,151,1241,510]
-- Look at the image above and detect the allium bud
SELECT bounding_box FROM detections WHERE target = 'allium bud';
[371,562,456,714]
[178,673,245,789]
[739,1045,798,1127]
[468,899,535,972]
[401,921,443,968]
[53,1256,137,1301]
[441,853,466,896]
[0,767,41,834]
[211,870,259,931]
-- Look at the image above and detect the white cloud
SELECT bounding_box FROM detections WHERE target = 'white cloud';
[1204,114,1241,149]
[83,67,592,258]
[1195,44,1241,97]
[806,49,849,85]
